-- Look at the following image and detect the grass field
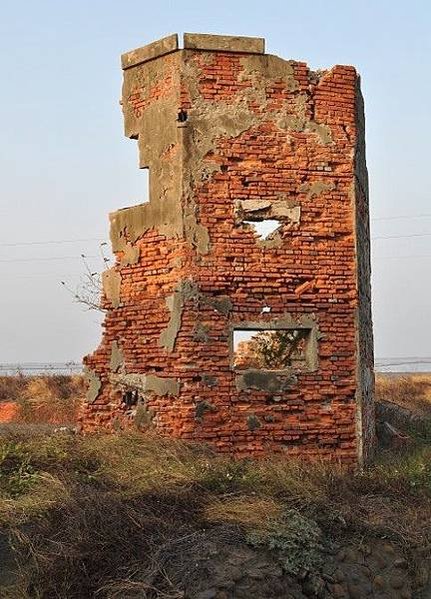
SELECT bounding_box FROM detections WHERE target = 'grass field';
[0,374,84,425]
[375,372,431,417]
[0,372,430,596]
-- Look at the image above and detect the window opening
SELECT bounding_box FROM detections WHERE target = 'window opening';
[233,328,310,370]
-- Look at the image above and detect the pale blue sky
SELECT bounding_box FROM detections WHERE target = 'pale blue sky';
[0,0,430,363]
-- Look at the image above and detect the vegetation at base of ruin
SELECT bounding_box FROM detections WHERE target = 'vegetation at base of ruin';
[0,428,429,595]
[0,373,430,596]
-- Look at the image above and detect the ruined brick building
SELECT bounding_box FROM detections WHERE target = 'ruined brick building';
[83,33,375,464]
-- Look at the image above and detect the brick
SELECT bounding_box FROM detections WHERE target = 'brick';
[82,33,375,466]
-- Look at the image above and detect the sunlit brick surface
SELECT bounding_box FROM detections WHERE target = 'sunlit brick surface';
[83,35,375,464]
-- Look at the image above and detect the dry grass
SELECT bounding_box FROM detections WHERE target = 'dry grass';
[204,496,284,529]
[0,428,430,597]
[0,374,84,425]
[376,372,431,417]
[0,376,27,404]
[0,404,18,424]
[0,373,429,595]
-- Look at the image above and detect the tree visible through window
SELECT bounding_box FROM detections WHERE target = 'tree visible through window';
[233,329,309,370]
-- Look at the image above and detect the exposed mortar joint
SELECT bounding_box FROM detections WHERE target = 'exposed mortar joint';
[236,370,298,393]
[134,403,156,429]
[299,181,335,199]
[234,199,301,224]
[234,198,301,249]
[200,295,233,316]
[193,322,210,343]
[184,202,211,254]
[238,58,333,145]
[247,413,262,431]
[200,374,218,387]
[159,280,200,352]
[120,242,140,266]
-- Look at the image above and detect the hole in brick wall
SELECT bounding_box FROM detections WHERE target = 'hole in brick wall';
[122,389,139,408]
[177,109,188,122]
[244,219,281,240]
[233,328,310,371]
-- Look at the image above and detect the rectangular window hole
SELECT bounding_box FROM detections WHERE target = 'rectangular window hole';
[233,328,311,371]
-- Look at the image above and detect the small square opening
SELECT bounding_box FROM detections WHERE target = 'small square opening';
[232,328,312,371]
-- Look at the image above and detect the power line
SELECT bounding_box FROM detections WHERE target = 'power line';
[1,253,431,265]
[0,255,99,263]
[372,214,431,222]
[377,362,431,368]
[0,238,105,247]
[373,254,431,260]
[372,232,431,240]
[1,230,431,248]
[1,233,431,265]
[3,273,84,279]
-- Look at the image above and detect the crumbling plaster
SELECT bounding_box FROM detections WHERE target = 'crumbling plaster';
[84,367,102,404]
[159,280,232,352]
[110,373,180,396]
[83,33,375,464]
[109,42,338,270]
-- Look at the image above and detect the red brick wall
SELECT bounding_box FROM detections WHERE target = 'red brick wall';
[83,43,375,464]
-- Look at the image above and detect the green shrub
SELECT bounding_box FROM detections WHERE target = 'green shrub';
[0,441,39,498]
[246,508,324,575]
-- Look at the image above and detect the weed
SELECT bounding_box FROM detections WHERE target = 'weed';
[246,509,325,575]
[0,442,39,498]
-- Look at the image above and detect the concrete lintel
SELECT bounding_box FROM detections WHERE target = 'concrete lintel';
[121,33,179,70]
[183,33,265,54]
[111,372,180,396]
